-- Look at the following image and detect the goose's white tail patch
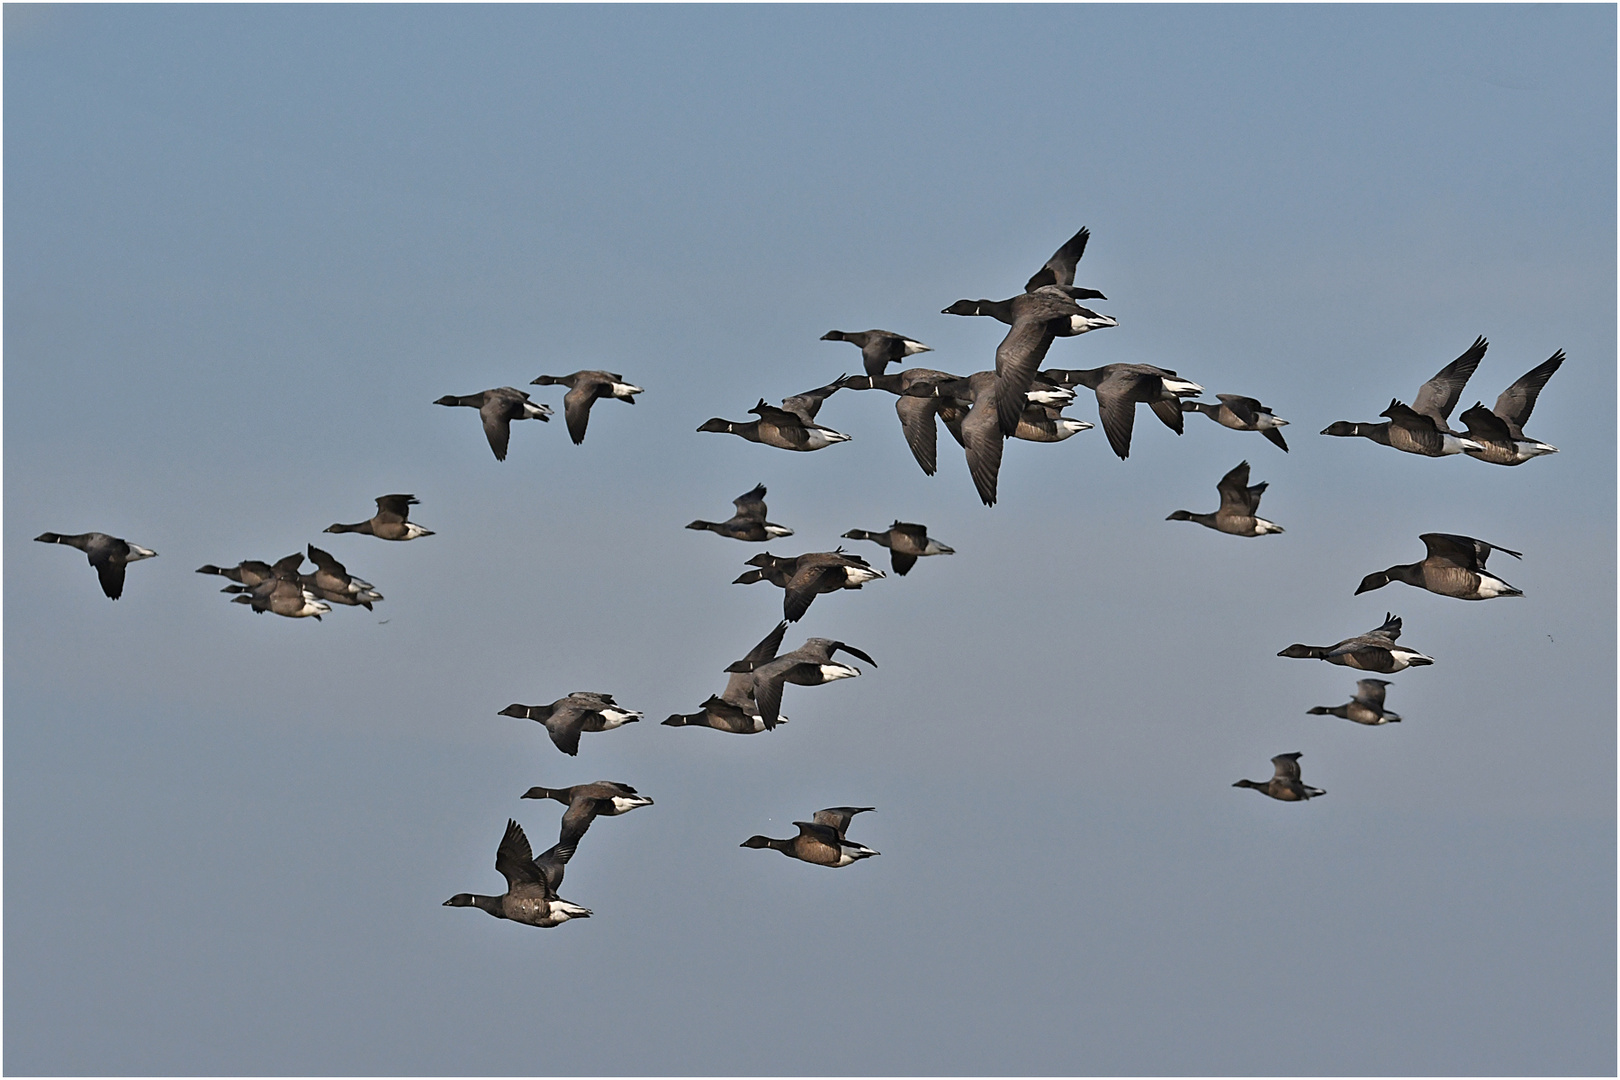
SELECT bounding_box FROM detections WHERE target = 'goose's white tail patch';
[1163,377,1204,396]
[902,340,931,355]
[819,664,859,681]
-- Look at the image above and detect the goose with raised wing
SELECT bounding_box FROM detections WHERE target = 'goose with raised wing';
[664,621,791,734]
[324,494,434,540]
[686,484,793,542]
[1278,613,1434,673]
[741,805,879,867]
[1320,336,1488,457]
[1165,461,1284,537]
[1309,680,1402,725]
[724,633,876,730]
[1459,350,1564,465]
[443,819,589,928]
[301,545,383,609]
[697,377,853,452]
[1233,753,1326,801]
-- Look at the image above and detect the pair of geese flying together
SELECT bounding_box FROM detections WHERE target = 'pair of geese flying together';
[436,370,644,460]
[1322,336,1563,463]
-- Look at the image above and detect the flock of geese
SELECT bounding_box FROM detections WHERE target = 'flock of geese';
[34,225,1566,928]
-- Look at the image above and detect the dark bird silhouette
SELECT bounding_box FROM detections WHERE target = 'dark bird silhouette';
[686,483,794,542]
[529,370,644,445]
[324,494,434,540]
[1458,349,1564,465]
[442,819,589,927]
[433,387,552,461]
[1233,753,1325,801]
[1355,534,1522,600]
[36,531,156,600]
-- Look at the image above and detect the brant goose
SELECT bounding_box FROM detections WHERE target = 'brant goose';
[733,549,884,622]
[443,819,589,928]
[724,633,876,730]
[1165,461,1284,537]
[697,389,853,451]
[1181,394,1290,451]
[500,692,643,756]
[841,521,955,575]
[741,806,879,866]
[820,330,932,378]
[1320,337,1488,457]
[1355,533,1522,600]
[301,545,383,609]
[1233,753,1325,801]
[943,290,1115,436]
[664,621,790,734]
[35,532,157,600]
[686,483,793,542]
[1278,613,1434,672]
[529,370,644,445]
[1459,350,1564,465]
[433,387,553,461]
[1309,679,1401,725]
[520,781,653,847]
[324,494,434,540]
[223,553,332,620]
[1040,364,1204,460]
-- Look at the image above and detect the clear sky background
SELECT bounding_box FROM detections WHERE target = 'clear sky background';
[5,5,1614,1075]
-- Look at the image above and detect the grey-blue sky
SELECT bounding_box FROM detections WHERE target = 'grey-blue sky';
[5,5,1613,1075]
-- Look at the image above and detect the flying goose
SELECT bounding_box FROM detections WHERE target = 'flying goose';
[741,806,879,866]
[697,380,853,452]
[841,521,955,575]
[820,329,932,377]
[35,532,157,600]
[663,621,790,734]
[500,692,643,756]
[520,781,654,847]
[324,494,434,540]
[1355,533,1522,600]
[1165,461,1284,537]
[686,483,794,542]
[724,633,876,730]
[1232,753,1326,801]
[1320,337,1489,456]
[443,819,589,927]
[1040,364,1204,460]
[301,545,383,609]
[1459,350,1564,465]
[1278,613,1434,672]
[433,387,553,461]
[1181,394,1290,451]
[943,289,1116,436]
[733,549,884,622]
[529,370,644,444]
[1309,679,1401,725]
